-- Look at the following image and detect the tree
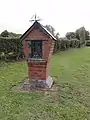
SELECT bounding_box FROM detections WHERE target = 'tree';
[54,32,60,52]
[66,32,76,39]
[1,30,9,37]
[8,32,22,38]
[76,29,80,40]
[85,30,90,40]
[44,25,61,52]
[0,30,22,38]
[44,25,55,36]
[75,27,86,40]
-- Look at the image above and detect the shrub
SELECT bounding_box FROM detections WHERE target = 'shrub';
[0,37,23,61]
[86,40,90,46]
[54,38,80,52]
[70,39,80,48]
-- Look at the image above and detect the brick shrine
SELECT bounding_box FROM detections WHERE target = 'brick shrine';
[20,20,56,88]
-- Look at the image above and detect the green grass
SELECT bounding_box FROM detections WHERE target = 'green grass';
[0,47,90,120]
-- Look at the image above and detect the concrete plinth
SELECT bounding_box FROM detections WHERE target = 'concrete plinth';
[22,76,53,90]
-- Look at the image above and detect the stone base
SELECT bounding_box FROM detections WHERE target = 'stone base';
[22,76,53,89]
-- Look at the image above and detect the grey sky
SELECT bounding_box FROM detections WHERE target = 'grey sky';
[0,0,90,36]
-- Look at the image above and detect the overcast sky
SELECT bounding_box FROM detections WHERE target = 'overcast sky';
[0,0,90,36]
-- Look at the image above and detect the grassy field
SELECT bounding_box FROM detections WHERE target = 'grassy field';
[0,47,90,120]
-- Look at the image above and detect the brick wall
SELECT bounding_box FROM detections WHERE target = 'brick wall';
[25,28,50,40]
[28,61,48,80]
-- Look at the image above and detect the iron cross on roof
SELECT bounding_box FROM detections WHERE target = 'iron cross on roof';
[29,14,42,22]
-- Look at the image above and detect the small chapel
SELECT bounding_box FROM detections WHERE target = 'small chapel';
[20,15,57,88]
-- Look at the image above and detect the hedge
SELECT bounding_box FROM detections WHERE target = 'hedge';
[0,37,23,61]
[54,38,80,52]
[0,37,84,61]
[86,40,90,46]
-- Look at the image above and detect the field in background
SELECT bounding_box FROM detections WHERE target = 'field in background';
[0,47,90,119]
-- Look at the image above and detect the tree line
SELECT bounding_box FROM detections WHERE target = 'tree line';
[0,25,90,61]
[44,25,90,52]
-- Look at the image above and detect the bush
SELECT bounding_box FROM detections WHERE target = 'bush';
[6,52,17,61]
[70,39,80,48]
[0,37,23,61]
[54,38,81,52]
[60,38,70,50]
[86,40,90,46]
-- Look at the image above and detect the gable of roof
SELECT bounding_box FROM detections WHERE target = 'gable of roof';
[20,21,57,41]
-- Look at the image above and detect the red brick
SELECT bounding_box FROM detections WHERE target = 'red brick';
[23,25,55,81]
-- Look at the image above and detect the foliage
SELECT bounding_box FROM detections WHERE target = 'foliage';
[60,38,70,50]
[1,30,9,37]
[45,25,85,53]
[0,30,22,38]
[66,32,76,39]
[65,28,88,41]
[75,27,86,41]
[65,27,90,48]
[85,30,90,40]
[54,37,80,52]
[86,40,90,46]
[0,25,88,61]
[0,48,90,119]
[44,25,55,36]
[0,37,23,61]
[70,39,80,48]
[0,30,22,61]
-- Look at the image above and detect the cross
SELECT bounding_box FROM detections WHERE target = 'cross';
[29,14,41,22]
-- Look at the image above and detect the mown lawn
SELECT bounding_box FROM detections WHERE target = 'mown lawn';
[0,47,90,120]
